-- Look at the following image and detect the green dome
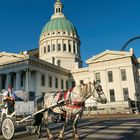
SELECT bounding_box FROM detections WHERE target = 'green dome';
[41,17,78,37]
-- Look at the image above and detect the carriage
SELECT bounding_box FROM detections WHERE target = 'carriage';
[0,90,65,140]
[0,91,37,140]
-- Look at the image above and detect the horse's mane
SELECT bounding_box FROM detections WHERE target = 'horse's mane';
[73,83,92,97]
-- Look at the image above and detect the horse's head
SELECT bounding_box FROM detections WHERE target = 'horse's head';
[92,81,107,104]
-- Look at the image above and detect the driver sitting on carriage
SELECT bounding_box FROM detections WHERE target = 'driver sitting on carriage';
[3,85,18,114]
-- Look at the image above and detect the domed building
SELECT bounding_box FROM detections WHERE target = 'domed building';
[39,0,82,70]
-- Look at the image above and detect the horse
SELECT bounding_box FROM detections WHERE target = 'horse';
[37,81,107,140]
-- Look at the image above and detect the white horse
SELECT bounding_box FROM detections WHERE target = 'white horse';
[40,81,107,140]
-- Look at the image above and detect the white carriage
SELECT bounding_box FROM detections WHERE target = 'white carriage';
[0,91,64,140]
[0,90,36,140]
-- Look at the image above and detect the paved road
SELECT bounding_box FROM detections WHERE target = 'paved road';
[1,117,140,140]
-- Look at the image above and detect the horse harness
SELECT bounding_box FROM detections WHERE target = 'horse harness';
[56,88,85,109]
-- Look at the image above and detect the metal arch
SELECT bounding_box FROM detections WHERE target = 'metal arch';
[121,36,140,51]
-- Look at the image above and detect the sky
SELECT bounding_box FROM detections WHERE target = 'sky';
[0,0,140,66]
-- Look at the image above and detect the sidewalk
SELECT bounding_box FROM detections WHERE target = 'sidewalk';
[83,113,140,119]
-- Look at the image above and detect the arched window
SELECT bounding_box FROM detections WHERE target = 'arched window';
[63,44,66,51]
[48,45,50,52]
[73,44,76,53]
[56,8,61,13]
[58,44,61,51]
[69,44,71,52]
[52,44,55,51]
[44,46,46,53]
[77,43,79,54]
[58,8,61,12]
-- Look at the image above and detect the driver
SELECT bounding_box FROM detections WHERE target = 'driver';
[3,85,17,113]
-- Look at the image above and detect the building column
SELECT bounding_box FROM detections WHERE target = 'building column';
[71,41,74,53]
[6,74,11,89]
[36,72,41,96]
[16,72,21,91]
[25,69,31,92]
[63,79,66,90]
[56,39,58,52]
[61,39,64,52]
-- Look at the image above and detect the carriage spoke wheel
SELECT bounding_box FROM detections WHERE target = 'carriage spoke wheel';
[2,118,15,140]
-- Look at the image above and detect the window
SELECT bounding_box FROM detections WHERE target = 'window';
[49,76,52,87]
[44,46,46,53]
[41,75,45,86]
[123,88,129,101]
[66,81,69,89]
[21,73,24,87]
[55,78,58,89]
[108,71,113,82]
[58,8,61,12]
[95,73,101,83]
[56,8,60,13]
[121,69,127,81]
[73,44,76,53]
[69,44,71,52]
[63,44,66,51]
[58,44,61,51]
[80,80,84,84]
[77,45,79,54]
[48,45,50,52]
[109,89,115,102]
[61,79,64,89]
[2,75,6,89]
[11,75,14,87]
[52,44,55,51]
[72,81,75,87]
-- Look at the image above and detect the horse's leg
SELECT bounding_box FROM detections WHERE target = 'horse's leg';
[37,123,42,139]
[73,114,80,140]
[58,114,69,139]
[44,111,53,140]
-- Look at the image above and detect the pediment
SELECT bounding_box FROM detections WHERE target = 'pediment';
[0,52,27,66]
[86,50,131,64]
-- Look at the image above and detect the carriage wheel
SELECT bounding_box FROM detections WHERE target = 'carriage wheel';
[2,117,15,140]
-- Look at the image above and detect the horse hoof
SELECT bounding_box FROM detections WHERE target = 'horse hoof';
[48,134,54,140]
[73,134,80,140]
[58,134,64,140]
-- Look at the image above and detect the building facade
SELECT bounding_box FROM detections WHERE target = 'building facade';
[0,0,140,114]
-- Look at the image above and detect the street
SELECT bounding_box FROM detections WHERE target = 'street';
[1,116,140,140]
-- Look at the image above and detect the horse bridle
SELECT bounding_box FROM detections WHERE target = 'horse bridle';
[93,81,104,102]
